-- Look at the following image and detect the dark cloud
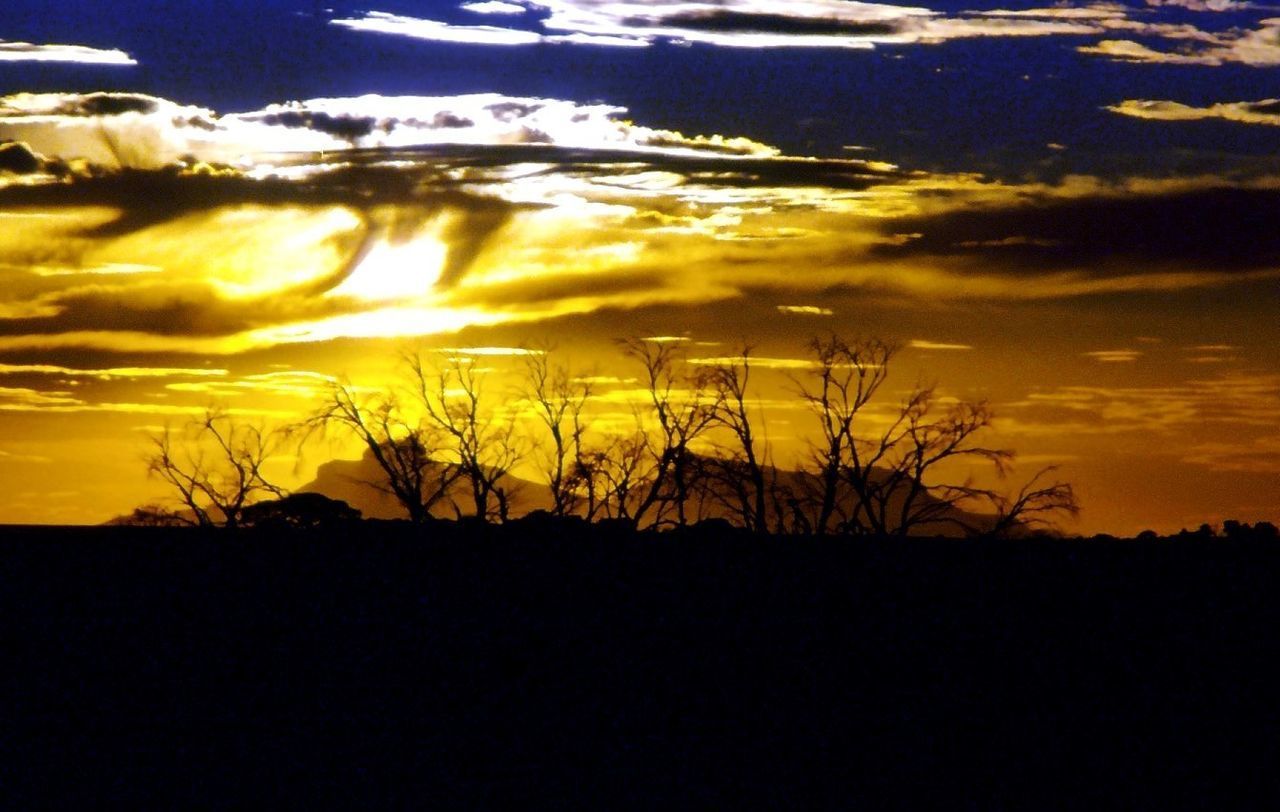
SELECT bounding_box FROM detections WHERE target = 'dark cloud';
[436,206,514,289]
[486,101,541,122]
[181,115,220,132]
[0,142,40,174]
[449,266,670,308]
[1244,100,1280,116]
[336,143,907,190]
[0,160,527,241]
[7,93,162,118]
[639,10,899,37]
[0,283,353,339]
[251,111,381,142]
[404,112,474,129]
[871,186,1280,273]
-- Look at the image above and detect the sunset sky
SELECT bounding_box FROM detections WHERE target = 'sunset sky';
[1,0,1278,532]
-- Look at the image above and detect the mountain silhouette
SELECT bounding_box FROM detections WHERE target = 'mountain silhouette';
[299,448,992,534]
[298,450,552,520]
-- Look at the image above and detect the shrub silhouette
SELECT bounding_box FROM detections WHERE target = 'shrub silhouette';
[241,493,362,530]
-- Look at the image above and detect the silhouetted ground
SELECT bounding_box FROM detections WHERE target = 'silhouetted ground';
[4,520,1280,807]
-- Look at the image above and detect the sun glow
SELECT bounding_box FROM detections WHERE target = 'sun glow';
[248,304,506,345]
[330,236,448,302]
[94,206,365,298]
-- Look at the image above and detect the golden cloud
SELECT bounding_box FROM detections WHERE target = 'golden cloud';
[1108,98,1280,127]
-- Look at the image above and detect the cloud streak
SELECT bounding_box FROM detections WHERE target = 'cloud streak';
[1007,375,1280,438]
[327,0,1280,66]
[0,91,780,171]
[327,0,1280,78]
[1108,98,1280,126]
[0,41,136,65]
[1079,17,1280,66]
[332,11,543,46]
[0,364,228,380]
[329,2,1107,51]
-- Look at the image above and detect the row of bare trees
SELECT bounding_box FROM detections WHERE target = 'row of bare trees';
[142,335,1077,536]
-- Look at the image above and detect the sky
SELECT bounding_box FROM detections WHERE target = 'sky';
[0,0,1277,532]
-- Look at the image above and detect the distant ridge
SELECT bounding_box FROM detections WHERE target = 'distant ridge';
[299,451,553,520]
[299,448,991,534]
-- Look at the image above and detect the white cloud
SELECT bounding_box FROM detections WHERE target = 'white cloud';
[0,40,136,65]
[330,1,1112,52]
[332,11,542,46]
[1145,0,1250,11]
[544,32,650,47]
[0,91,780,169]
[979,7,1129,21]
[462,1,527,14]
[324,0,1280,64]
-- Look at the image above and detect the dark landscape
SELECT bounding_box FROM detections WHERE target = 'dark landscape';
[6,1,1280,805]
[6,519,1280,807]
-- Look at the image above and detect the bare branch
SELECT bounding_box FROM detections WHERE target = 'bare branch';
[145,407,287,529]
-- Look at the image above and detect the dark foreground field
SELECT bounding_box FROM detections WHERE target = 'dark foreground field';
[4,521,1280,807]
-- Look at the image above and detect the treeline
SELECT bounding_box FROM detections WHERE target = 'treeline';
[1129,521,1280,543]
[135,335,1078,537]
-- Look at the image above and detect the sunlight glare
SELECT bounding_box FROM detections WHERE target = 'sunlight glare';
[331,236,448,302]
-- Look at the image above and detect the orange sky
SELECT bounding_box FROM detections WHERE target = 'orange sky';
[1,94,1279,533]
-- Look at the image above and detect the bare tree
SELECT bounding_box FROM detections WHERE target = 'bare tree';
[290,332,1078,537]
[701,345,773,533]
[618,338,720,528]
[577,429,654,521]
[146,407,287,529]
[982,466,1079,538]
[794,335,894,535]
[307,381,459,524]
[849,391,1013,538]
[523,347,592,517]
[409,352,524,522]
[789,335,1075,537]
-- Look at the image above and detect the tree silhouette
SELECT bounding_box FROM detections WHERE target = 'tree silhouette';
[983,466,1079,538]
[700,345,774,533]
[583,429,655,522]
[786,336,1076,537]
[618,338,719,528]
[138,333,1080,537]
[522,346,592,518]
[308,380,459,524]
[146,407,287,528]
[409,352,524,522]
[793,335,894,535]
